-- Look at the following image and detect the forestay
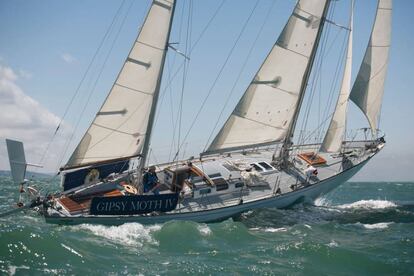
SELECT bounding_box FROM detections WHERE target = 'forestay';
[65,0,175,168]
[320,3,353,153]
[350,0,392,136]
[206,0,329,154]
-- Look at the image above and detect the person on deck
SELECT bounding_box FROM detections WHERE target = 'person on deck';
[143,166,160,195]
[304,164,318,182]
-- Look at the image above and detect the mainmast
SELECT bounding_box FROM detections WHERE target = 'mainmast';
[139,0,177,173]
[278,0,331,165]
[206,0,333,156]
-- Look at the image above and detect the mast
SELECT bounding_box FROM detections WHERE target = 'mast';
[320,0,353,153]
[205,0,332,156]
[279,0,331,164]
[64,0,177,170]
[139,0,177,172]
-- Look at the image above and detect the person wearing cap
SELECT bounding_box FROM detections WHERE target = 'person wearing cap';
[143,166,160,195]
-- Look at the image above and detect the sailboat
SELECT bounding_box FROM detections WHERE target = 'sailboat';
[5,0,392,225]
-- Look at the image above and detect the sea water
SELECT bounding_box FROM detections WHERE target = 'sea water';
[0,175,413,275]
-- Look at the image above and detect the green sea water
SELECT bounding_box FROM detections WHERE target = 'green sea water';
[0,176,413,275]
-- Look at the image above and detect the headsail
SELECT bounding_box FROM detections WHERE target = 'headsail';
[206,0,329,154]
[320,2,353,153]
[65,0,176,169]
[349,0,392,137]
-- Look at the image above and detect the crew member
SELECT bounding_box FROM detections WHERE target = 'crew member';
[304,164,318,182]
[143,166,160,195]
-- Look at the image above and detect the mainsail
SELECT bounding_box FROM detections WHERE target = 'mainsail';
[349,0,392,136]
[65,0,176,169]
[320,2,353,153]
[206,0,329,154]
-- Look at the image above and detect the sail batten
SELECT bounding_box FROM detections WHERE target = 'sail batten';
[65,0,176,168]
[206,0,329,154]
[349,0,392,136]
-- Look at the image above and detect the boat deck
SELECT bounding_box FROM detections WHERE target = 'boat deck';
[49,140,381,220]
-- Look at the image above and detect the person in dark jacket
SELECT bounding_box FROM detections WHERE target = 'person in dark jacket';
[143,166,160,195]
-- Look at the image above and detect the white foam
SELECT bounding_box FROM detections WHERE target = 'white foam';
[61,243,83,258]
[263,227,288,233]
[8,265,30,275]
[360,222,393,229]
[77,223,161,247]
[336,200,397,210]
[197,224,212,236]
[328,240,338,247]
[314,197,332,207]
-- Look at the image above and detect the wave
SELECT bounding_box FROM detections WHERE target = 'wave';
[336,200,397,210]
[61,243,83,258]
[355,222,393,230]
[314,198,397,210]
[197,224,212,236]
[362,222,393,229]
[76,223,161,247]
[249,227,288,233]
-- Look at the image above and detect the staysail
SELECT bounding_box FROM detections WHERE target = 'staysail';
[206,0,329,154]
[320,2,353,153]
[65,0,176,169]
[349,0,392,137]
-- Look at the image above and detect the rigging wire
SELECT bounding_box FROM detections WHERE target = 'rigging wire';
[202,0,278,152]
[176,0,193,164]
[148,0,227,161]
[298,34,350,147]
[54,0,137,171]
[317,30,348,143]
[36,0,128,170]
[172,0,261,161]
[295,2,338,149]
[148,0,186,164]
[153,0,227,128]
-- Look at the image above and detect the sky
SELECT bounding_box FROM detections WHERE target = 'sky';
[0,0,413,181]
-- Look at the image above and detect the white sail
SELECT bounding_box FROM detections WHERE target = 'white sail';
[206,0,329,154]
[320,3,353,153]
[66,0,175,168]
[350,0,392,136]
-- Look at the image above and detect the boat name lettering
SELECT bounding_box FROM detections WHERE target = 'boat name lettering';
[90,194,179,215]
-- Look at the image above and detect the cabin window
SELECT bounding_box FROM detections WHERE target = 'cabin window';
[250,163,263,172]
[235,182,244,188]
[216,183,229,191]
[212,177,229,191]
[199,188,211,194]
[208,173,222,178]
[258,162,274,171]
[222,163,238,171]
[191,176,203,183]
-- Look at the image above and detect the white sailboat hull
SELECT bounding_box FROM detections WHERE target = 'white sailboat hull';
[44,154,370,225]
